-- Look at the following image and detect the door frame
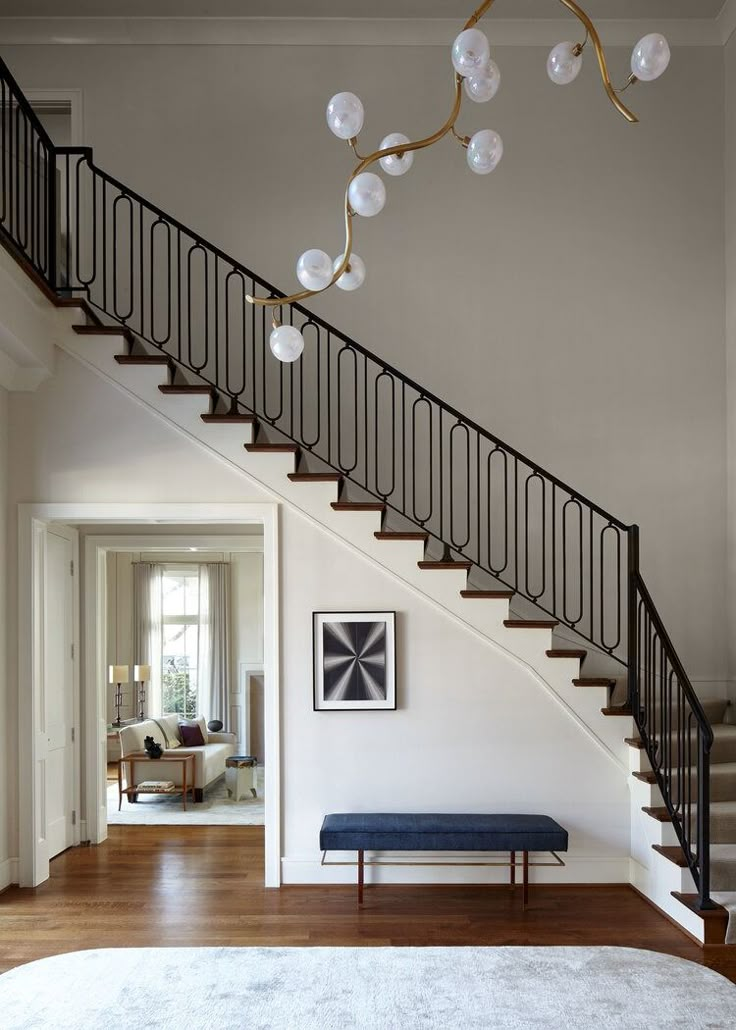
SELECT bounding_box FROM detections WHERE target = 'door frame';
[18,502,281,889]
[18,516,81,887]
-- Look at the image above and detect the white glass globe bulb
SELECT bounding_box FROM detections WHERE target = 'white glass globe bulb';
[547,42,583,85]
[269,324,304,363]
[466,129,503,175]
[464,59,501,103]
[326,92,364,140]
[451,28,490,78]
[631,33,671,82]
[348,172,386,217]
[378,133,414,177]
[296,248,333,292]
[333,253,366,291]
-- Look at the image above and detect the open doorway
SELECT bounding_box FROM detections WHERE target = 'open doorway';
[18,503,280,889]
[97,531,265,829]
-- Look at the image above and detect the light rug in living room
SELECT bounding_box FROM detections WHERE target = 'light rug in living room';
[107,768,264,825]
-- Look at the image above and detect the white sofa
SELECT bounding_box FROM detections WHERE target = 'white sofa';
[119,715,236,802]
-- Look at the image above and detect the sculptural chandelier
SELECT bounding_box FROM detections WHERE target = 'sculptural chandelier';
[248,0,671,362]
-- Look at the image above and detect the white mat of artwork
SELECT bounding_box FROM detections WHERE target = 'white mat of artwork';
[1,946,735,1029]
[107,769,264,825]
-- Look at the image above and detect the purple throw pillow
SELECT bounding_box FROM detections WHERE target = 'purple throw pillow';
[179,722,206,747]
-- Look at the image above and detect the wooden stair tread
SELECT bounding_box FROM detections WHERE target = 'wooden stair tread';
[246,443,299,453]
[624,737,646,749]
[460,590,514,600]
[573,678,615,687]
[115,354,171,365]
[331,501,385,512]
[201,413,256,424]
[632,770,657,783]
[642,807,671,822]
[653,845,691,868]
[546,649,587,660]
[287,473,343,483]
[672,892,729,920]
[375,531,429,541]
[601,706,633,717]
[159,384,215,396]
[672,893,730,944]
[418,561,472,571]
[73,323,134,342]
[504,620,558,630]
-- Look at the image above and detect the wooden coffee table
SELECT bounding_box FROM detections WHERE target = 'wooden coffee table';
[118,752,195,811]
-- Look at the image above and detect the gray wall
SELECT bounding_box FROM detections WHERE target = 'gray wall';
[3,38,728,688]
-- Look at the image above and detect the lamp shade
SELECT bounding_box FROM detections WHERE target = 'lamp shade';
[133,664,151,681]
[109,664,129,683]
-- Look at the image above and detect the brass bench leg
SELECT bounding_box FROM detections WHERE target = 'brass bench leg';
[510,850,516,891]
[358,849,364,906]
[522,850,529,910]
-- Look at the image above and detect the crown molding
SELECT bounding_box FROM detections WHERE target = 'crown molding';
[718,0,736,44]
[0,16,724,47]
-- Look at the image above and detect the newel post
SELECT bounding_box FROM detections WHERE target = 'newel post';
[46,141,57,291]
[627,524,640,715]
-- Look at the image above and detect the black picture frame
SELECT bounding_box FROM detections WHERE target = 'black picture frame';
[312,611,397,711]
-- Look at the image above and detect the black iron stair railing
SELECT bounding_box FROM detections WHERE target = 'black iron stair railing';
[0,55,715,909]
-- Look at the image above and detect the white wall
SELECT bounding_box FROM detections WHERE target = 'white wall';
[0,386,11,888]
[6,347,632,882]
[1,34,727,691]
[726,31,736,694]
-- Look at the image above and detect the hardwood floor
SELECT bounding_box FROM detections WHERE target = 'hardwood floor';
[1,826,735,983]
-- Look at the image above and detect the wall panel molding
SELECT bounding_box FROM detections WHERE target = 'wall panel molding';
[0,17,723,47]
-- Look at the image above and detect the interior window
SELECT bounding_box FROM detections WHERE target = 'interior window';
[161,568,200,718]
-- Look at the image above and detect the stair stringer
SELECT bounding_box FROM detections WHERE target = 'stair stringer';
[627,744,704,942]
[55,316,633,776]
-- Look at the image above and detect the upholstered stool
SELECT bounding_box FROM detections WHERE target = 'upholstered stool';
[225,755,258,800]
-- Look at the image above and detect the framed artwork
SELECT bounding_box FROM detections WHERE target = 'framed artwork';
[313,611,396,711]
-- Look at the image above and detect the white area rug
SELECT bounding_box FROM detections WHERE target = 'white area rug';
[1,947,735,1029]
[107,769,264,825]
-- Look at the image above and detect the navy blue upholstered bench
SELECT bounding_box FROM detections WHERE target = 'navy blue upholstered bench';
[319,813,568,907]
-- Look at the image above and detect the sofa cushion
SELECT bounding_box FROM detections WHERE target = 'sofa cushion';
[180,722,206,747]
[178,716,209,744]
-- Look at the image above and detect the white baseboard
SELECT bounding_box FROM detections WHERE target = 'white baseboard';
[0,857,19,890]
[281,853,629,886]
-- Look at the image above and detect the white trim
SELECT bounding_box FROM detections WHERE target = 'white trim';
[0,17,723,47]
[0,857,19,891]
[19,503,281,890]
[24,88,84,146]
[718,0,736,44]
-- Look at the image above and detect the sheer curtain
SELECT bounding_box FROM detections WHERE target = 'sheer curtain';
[197,562,231,725]
[132,562,163,717]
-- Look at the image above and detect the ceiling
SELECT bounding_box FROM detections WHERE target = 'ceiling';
[0,1,724,19]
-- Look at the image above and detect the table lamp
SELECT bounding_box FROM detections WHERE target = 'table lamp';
[133,664,151,722]
[109,664,129,727]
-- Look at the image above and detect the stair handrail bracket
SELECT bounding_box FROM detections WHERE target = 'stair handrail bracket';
[0,54,711,906]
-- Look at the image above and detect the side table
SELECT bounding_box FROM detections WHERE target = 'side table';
[225,755,258,801]
[118,752,195,811]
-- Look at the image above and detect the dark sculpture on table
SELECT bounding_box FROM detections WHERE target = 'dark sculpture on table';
[144,736,163,759]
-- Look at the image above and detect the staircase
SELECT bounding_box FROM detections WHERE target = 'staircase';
[0,54,732,942]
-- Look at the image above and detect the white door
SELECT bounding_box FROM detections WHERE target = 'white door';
[44,527,77,860]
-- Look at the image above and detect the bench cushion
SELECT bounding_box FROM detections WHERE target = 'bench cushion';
[320,813,568,852]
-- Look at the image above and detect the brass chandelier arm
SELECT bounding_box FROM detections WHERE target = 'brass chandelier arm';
[247,0,641,316]
[247,74,464,311]
[556,0,638,123]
